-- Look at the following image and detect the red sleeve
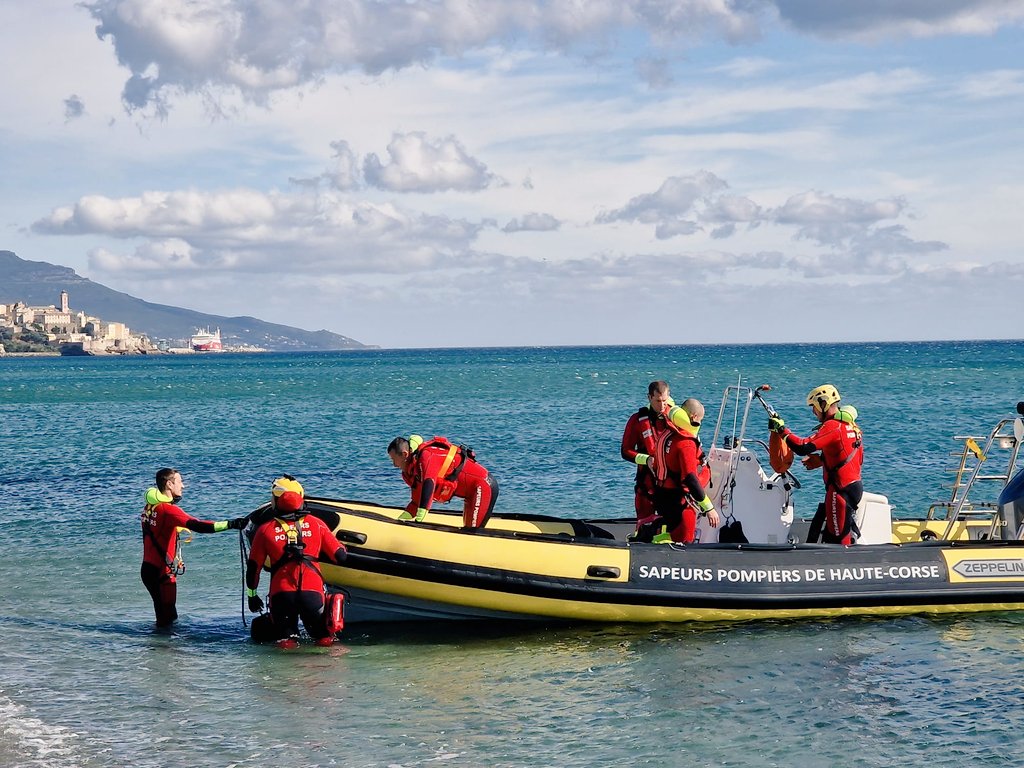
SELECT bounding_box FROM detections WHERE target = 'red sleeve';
[155,503,195,535]
[311,517,346,563]
[621,413,642,462]
[785,420,840,454]
[154,502,220,534]
[676,440,709,502]
[412,448,442,510]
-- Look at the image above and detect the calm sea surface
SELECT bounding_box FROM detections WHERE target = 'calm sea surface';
[1,341,1023,767]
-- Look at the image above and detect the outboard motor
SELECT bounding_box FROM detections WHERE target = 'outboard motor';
[997,403,1024,539]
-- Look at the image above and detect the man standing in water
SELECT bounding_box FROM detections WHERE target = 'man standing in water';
[768,385,864,545]
[621,380,673,535]
[140,468,248,627]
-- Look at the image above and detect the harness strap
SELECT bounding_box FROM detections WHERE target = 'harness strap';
[268,517,321,587]
[824,424,862,489]
[637,410,658,456]
[437,444,460,482]
[421,439,474,485]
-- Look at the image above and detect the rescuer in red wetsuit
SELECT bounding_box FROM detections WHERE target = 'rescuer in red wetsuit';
[769,384,864,545]
[246,476,347,647]
[140,467,248,627]
[639,398,720,543]
[387,435,499,529]
[621,380,673,533]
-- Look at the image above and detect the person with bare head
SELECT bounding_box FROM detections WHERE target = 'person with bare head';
[140,468,249,627]
[388,434,498,529]
[637,397,720,543]
[621,380,673,535]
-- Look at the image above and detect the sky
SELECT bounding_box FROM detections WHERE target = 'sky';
[1,1,1022,348]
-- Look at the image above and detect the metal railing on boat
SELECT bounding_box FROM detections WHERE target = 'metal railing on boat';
[930,414,1023,540]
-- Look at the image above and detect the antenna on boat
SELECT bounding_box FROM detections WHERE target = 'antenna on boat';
[730,374,742,440]
[753,384,779,417]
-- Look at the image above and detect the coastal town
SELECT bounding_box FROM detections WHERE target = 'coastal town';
[0,290,244,356]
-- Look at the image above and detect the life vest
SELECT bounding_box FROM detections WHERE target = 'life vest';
[414,436,476,502]
[635,408,659,456]
[651,422,706,489]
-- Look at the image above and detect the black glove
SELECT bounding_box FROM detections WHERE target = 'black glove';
[768,416,785,433]
[248,594,264,613]
[228,516,249,530]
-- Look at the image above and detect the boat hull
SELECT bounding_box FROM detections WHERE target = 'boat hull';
[288,499,1024,624]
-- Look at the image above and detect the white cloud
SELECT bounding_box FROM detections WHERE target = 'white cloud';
[32,187,484,274]
[322,140,361,191]
[84,0,769,111]
[503,213,561,233]
[90,238,198,271]
[956,68,1024,100]
[3,0,1023,347]
[595,171,730,230]
[363,132,499,193]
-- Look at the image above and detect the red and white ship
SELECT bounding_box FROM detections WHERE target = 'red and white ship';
[190,328,223,352]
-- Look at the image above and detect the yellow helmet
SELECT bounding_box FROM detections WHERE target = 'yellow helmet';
[271,475,304,500]
[807,384,841,412]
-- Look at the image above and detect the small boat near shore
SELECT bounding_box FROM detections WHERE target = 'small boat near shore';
[249,390,1024,625]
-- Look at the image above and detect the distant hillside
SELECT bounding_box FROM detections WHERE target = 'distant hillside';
[0,251,369,351]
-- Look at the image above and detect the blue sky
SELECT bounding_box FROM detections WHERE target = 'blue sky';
[1,1,1022,348]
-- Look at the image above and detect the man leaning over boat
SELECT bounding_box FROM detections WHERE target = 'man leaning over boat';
[387,434,498,529]
[769,384,864,545]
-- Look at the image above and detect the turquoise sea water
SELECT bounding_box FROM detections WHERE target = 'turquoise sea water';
[1,341,1023,767]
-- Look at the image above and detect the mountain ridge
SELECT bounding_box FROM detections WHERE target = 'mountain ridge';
[0,250,369,351]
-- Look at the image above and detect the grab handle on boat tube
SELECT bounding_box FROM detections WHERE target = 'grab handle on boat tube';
[587,565,621,579]
[335,530,368,545]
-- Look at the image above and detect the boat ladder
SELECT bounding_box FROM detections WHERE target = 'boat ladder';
[930,413,1024,540]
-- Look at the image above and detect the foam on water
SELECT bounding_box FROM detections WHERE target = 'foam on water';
[0,695,87,768]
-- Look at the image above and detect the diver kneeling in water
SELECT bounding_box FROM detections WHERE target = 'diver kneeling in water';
[246,476,347,648]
